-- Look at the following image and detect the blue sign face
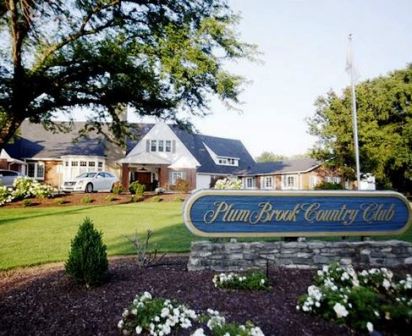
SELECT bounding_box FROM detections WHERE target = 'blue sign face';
[183,191,412,237]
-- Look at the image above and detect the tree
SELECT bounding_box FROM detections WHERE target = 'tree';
[255,151,287,162]
[307,65,412,191]
[0,0,255,148]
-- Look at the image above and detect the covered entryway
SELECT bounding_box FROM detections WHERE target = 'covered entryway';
[133,171,152,191]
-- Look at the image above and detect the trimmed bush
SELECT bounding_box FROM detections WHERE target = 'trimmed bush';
[129,181,145,196]
[65,217,108,288]
[81,196,93,204]
[314,181,344,190]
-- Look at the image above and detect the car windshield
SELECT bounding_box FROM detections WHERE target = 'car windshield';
[76,172,96,178]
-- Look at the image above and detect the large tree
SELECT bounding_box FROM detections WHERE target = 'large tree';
[307,65,412,191]
[0,0,255,147]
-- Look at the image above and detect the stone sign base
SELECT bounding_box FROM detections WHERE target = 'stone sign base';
[188,240,412,272]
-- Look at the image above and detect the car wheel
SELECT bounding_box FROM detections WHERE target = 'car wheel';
[85,183,93,193]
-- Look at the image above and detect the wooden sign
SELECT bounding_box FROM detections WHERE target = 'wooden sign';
[183,190,412,237]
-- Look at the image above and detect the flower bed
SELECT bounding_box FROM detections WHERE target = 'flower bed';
[297,263,412,334]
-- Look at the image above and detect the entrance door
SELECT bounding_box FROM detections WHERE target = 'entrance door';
[135,172,152,191]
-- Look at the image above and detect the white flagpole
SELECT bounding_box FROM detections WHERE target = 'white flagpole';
[347,34,361,190]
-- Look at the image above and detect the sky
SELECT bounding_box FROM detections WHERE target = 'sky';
[75,0,412,158]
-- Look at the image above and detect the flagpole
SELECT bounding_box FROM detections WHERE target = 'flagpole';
[348,34,361,190]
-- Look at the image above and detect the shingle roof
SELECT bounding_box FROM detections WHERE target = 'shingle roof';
[4,120,152,159]
[237,158,321,176]
[171,126,255,174]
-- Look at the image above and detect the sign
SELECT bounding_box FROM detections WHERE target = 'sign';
[183,190,412,237]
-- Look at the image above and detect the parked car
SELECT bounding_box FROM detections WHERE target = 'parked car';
[61,172,119,193]
[0,169,22,188]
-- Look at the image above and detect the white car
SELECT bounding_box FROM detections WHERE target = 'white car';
[62,172,119,193]
[0,170,23,188]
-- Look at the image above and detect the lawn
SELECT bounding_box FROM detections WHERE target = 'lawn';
[0,202,411,270]
[0,202,197,270]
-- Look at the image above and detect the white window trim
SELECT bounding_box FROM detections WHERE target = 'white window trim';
[263,176,274,190]
[282,174,299,190]
[244,177,255,189]
[26,161,45,180]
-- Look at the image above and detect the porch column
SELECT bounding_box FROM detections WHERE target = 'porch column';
[121,163,130,190]
[0,159,7,169]
[158,164,169,189]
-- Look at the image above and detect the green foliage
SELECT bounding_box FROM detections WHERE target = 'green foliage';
[255,151,288,162]
[81,196,93,204]
[212,271,269,290]
[308,65,412,191]
[22,199,33,207]
[314,182,344,190]
[297,263,412,334]
[0,0,256,147]
[174,178,190,193]
[129,181,145,196]
[130,195,144,203]
[104,195,116,202]
[0,177,55,205]
[65,217,108,288]
[111,182,124,195]
[150,195,163,202]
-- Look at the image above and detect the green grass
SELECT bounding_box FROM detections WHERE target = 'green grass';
[0,202,411,270]
[0,202,198,270]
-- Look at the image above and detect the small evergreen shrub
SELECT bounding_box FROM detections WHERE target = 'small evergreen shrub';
[111,182,124,195]
[54,198,67,205]
[22,198,33,207]
[129,181,145,196]
[213,271,270,290]
[151,195,163,202]
[81,196,93,204]
[314,181,344,190]
[65,217,108,287]
[105,195,116,202]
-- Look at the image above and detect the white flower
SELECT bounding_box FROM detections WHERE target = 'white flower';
[382,279,391,290]
[131,309,137,315]
[181,319,192,329]
[223,333,230,336]
[161,308,170,318]
[366,322,374,333]
[117,320,124,329]
[122,309,129,318]
[142,291,152,301]
[135,326,142,334]
[260,279,265,285]
[251,327,265,336]
[333,303,349,318]
[191,328,206,336]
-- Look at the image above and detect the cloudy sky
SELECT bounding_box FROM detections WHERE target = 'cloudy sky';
[188,0,412,157]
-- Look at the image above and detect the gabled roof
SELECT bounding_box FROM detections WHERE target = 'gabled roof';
[170,126,255,174]
[237,158,321,176]
[4,120,152,159]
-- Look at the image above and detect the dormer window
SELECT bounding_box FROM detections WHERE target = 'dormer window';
[165,140,171,152]
[150,140,157,152]
[158,140,164,152]
[146,139,175,153]
[217,156,238,166]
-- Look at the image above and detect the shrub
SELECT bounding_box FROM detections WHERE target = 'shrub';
[175,178,190,193]
[22,198,33,207]
[130,195,144,203]
[0,186,13,206]
[111,182,123,195]
[12,176,56,199]
[129,181,145,196]
[65,217,108,288]
[150,195,163,202]
[212,271,269,290]
[314,181,344,190]
[104,195,116,202]
[297,263,412,334]
[81,196,93,204]
[214,178,242,190]
[54,198,67,205]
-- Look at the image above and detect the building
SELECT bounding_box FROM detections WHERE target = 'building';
[2,120,343,191]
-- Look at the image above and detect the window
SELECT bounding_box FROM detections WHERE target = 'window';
[88,161,95,167]
[165,140,171,152]
[65,161,69,167]
[80,161,87,167]
[264,176,273,189]
[170,171,185,184]
[283,174,298,190]
[71,161,78,166]
[158,140,164,152]
[98,162,103,168]
[245,177,254,189]
[27,162,45,180]
[150,140,157,152]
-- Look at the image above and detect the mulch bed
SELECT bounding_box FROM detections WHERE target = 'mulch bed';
[3,192,188,208]
[0,256,362,336]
